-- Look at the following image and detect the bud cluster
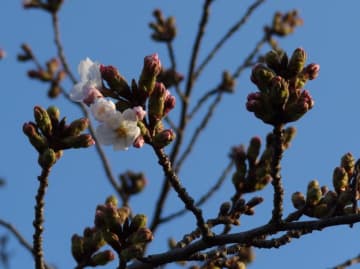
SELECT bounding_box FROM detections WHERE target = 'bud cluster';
[119,170,147,196]
[19,46,66,98]
[230,127,296,194]
[23,106,95,168]
[149,9,177,42]
[265,10,303,37]
[23,0,64,13]
[291,152,359,218]
[247,48,320,125]
[71,196,153,267]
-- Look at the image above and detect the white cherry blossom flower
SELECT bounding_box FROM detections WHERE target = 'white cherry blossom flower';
[70,58,103,104]
[96,108,141,151]
[90,98,116,122]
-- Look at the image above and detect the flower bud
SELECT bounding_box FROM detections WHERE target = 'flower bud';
[34,106,53,136]
[163,92,176,115]
[291,191,305,209]
[46,58,59,75]
[250,64,275,92]
[48,83,62,98]
[133,135,145,148]
[219,71,236,93]
[157,68,184,88]
[152,129,175,148]
[23,122,48,153]
[247,136,261,163]
[90,250,115,266]
[333,166,348,193]
[61,134,95,149]
[117,206,131,224]
[283,126,297,149]
[148,82,167,124]
[128,228,154,244]
[120,244,144,261]
[138,54,162,97]
[218,202,231,216]
[269,76,289,107]
[71,234,84,263]
[100,65,132,100]
[38,148,57,169]
[105,195,118,208]
[304,63,320,80]
[313,203,330,218]
[341,152,355,177]
[288,48,306,77]
[306,180,322,206]
[130,214,147,232]
[65,118,89,136]
[264,49,288,73]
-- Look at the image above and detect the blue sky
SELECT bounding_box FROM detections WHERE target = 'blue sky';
[1,1,360,269]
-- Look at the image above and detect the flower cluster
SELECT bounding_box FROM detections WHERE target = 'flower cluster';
[70,54,176,150]
[71,196,153,267]
[230,127,296,194]
[246,48,320,125]
[23,106,95,169]
[292,153,360,219]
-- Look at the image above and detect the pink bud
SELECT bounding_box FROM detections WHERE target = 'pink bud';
[133,135,145,148]
[82,88,103,106]
[305,63,320,80]
[144,53,162,76]
[133,106,146,121]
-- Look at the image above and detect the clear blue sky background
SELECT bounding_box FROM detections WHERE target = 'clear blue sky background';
[1,1,360,269]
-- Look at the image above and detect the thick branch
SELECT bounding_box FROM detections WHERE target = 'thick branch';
[131,214,360,269]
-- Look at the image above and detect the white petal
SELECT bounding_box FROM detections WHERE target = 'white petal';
[107,111,125,129]
[96,124,116,145]
[90,98,116,122]
[122,108,137,121]
[70,82,86,102]
[78,58,94,81]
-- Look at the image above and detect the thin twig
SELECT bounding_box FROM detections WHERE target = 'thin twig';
[33,168,51,269]
[160,160,234,223]
[269,125,285,224]
[188,88,218,120]
[152,146,213,238]
[332,253,360,269]
[51,13,127,204]
[150,0,214,233]
[166,42,183,99]
[233,34,268,79]
[175,92,223,173]
[194,0,266,80]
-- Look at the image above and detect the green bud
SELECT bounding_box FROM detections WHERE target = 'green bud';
[60,134,95,149]
[23,122,48,153]
[219,70,236,93]
[341,152,355,177]
[34,106,52,136]
[264,49,288,73]
[148,82,167,125]
[100,65,132,100]
[65,118,89,136]
[138,54,162,97]
[91,250,115,266]
[288,48,307,77]
[105,195,118,208]
[269,76,289,107]
[117,206,131,224]
[128,227,153,244]
[306,180,322,206]
[322,190,337,206]
[71,234,84,263]
[291,191,305,209]
[338,190,353,206]
[130,214,147,232]
[247,136,261,163]
[47,106,60,123]
[250,64,276,92]
[103,232,120,249]
[283,126,297,150]
[38,148,57,169]
[333,166,348,193]
[152,129,175,148]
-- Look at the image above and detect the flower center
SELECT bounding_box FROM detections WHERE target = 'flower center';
[115,124,128,138]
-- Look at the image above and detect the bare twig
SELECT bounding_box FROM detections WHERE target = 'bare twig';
[33,168,51,269]
[51,13,127,204]
[188,88,218,120]
[166,42,183,99]
[269,125,285,224]
[160,160,234,223]
[194,0,266,80]
[152,146,213,238]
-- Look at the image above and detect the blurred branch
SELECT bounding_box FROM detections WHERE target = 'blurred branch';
[194,0,266,80]
[50,13,127,204]
[160,160,234,223]
[166,42,183,99]
[188,88,218,120]
[175,92,223,173]
[332,254,360,269]
[132,214,360,269]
